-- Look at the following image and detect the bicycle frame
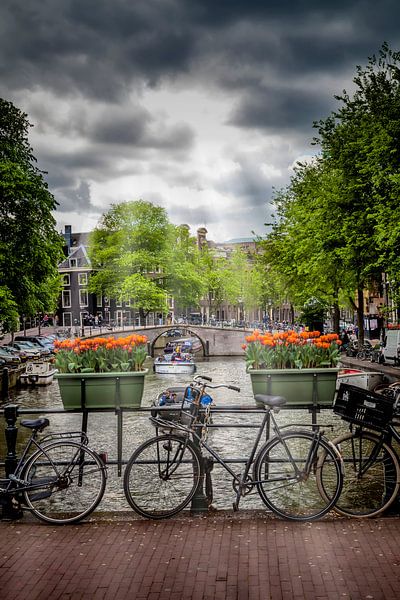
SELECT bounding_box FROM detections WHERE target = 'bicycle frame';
[0,430,90,497]
[153,396,324,506]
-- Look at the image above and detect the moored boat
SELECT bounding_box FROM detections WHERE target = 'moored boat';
[154,352,196,374]
[20,361,58,386]
[336,368,384,392]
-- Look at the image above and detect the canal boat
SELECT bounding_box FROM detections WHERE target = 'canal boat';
[153,352,196,375]
[336,368,384,392]
[20,361,58,386]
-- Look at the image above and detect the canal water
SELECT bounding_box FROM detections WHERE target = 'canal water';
[1,356,343,513]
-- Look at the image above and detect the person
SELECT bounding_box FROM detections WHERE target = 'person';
[340,330,350,352]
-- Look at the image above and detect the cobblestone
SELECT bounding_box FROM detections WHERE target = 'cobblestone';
[1,511,400,599]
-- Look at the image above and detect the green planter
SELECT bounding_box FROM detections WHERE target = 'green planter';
[248,367,340,407]
[55,370,148,410]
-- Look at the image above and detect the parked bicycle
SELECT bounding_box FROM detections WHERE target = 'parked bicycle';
[0,417,107,524]
[123,375,343,522]
[317,382,400,518]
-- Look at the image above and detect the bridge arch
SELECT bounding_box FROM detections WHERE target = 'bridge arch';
[150,327,207,357]
[93,324,250,356]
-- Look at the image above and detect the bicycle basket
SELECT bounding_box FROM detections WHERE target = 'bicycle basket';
[151,386,201,429]
[334,383,395,431]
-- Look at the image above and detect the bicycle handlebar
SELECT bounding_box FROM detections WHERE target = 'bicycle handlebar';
[193,374,240,393]
[194,374,212,382]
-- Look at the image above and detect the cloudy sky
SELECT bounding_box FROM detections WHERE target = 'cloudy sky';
[1,1,400,242]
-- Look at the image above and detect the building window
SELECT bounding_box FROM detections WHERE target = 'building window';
[116,298,122,307]
[104,296,110,307]
[69,258,77,268]
[125,298,131,307]
[62,274,70,286]
[97,295,103,308]
[78,273,87,286]
[62,290,71,308]
[79,289,88,307]
[63,312,72,327]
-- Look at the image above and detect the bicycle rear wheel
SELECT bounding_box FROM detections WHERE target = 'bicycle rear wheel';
[124,434,202,519]
[23,441,106,525]
[317,430,400,517]
[255,431,343,521]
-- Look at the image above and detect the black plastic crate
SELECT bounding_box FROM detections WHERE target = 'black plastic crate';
[334,383,395,431]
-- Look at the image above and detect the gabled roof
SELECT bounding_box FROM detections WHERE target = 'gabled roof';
[58,244,91,269]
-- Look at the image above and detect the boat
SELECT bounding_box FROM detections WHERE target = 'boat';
[171,337,203,354]
[20,361,58,386]
[336,368,384,392]
[153,352,196,375]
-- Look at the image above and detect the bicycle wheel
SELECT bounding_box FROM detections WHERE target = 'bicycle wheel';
[254,431,343,521]
[124,434,202,519]
[317,430,400,517]
[23,441,106,525]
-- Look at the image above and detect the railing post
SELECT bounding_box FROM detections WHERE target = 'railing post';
[190,436,210,513]
[4,404,19,476]
[2,404,23,520]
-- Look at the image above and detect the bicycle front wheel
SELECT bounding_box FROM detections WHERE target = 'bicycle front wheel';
[255,431,343,521]
[23,441,106,525]
[124,434,202,519]
[317,430,400,517]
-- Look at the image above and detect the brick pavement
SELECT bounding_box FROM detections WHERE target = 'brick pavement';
[1,511,400,599]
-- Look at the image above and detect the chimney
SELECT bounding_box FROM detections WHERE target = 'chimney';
[64,225,72,253]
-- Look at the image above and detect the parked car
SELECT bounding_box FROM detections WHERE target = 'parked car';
[382,329,400,365]
[2,345,30,361]
[13,336,51,357]
[35,335,55,351]
[0,347,21,366]
[10,341,42,359]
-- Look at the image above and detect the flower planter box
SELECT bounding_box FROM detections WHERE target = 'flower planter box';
[55,370,148,410]
[248,368,340,407]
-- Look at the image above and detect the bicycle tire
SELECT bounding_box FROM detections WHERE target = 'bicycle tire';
[254,431,343,521]
[123,434,202,519]
[23,441,106,525]
[317,430,400,517]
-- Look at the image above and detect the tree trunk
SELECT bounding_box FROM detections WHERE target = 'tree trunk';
[357,287,365,345]
[331,302,340,334]
[289,303,295,325]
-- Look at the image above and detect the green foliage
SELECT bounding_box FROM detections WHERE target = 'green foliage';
[0,99,64,325]
[259,44,400,338]
[88,200,172,316]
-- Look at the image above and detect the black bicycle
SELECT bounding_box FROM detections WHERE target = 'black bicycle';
[317,382,400,518]
[0,417,107,524]
[123,375,343,521]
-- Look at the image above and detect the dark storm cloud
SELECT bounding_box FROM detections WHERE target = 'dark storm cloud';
[2,0,400,229]
[2,0,400,105]
[229,85,336,133]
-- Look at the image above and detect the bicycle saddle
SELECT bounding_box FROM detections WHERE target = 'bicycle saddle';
[254,394,287,408]
[20,418,50,431]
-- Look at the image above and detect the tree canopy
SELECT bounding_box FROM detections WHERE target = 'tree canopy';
[259,43,400,339]
[0,98,63,331]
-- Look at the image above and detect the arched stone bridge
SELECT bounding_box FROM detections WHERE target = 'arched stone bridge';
[110,325,251,356]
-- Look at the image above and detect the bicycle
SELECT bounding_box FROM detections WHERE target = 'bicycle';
[123,375,343,522]
[0,416,107,524]
[317,382,400,518]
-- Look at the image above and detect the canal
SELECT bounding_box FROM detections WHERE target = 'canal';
[1,356,344,513]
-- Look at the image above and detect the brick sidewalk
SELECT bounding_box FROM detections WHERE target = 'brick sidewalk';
[1,512,399,599]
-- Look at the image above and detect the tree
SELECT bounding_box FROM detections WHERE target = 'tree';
[167,225,207,312]
[88,200,173,321]
[0,99,63,331]
[314,43,400,338]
